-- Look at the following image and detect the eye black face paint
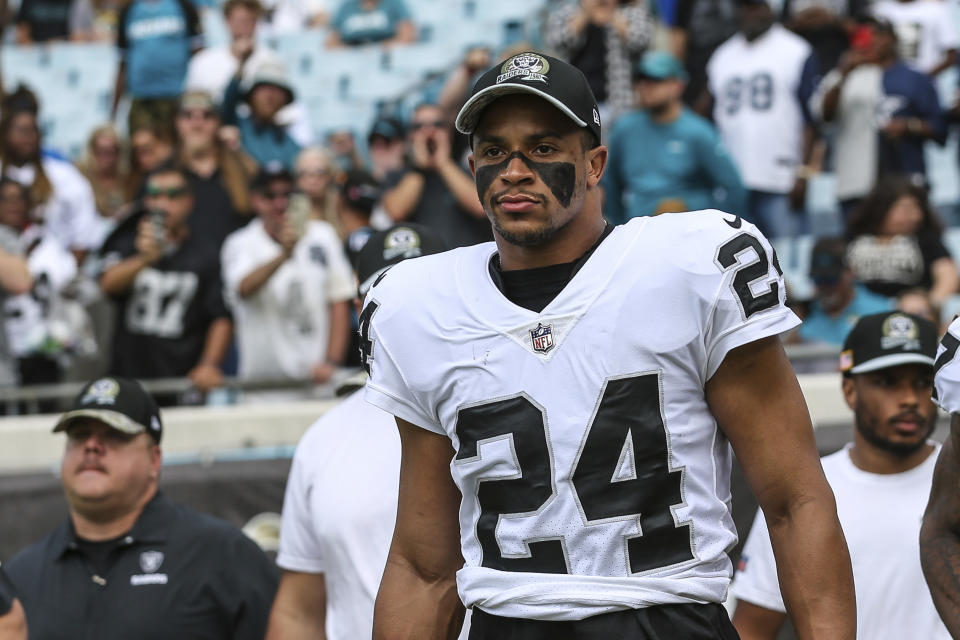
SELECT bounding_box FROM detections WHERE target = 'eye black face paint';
[475,152,577,208]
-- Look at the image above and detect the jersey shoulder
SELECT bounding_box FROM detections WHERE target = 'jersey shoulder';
[628,209,767,263]
[365,243,491,309]
[935,317,960,414]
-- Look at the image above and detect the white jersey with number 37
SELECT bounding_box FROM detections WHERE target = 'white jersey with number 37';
[361,212,799,621]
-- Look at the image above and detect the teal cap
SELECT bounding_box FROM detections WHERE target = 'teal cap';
[634,51,688,81]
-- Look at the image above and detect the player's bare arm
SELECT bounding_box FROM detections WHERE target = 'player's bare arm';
[373,418,465,640]
[732,599,788,640]
[264,571,327,640]
[921,415,960,635]
[707,335,856,640]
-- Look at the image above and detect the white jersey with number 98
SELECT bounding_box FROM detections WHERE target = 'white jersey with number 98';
[361,212,799,621]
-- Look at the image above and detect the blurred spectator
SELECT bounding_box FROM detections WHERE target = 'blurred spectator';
[99,165,231,396]
[338,168,383,238]
[845,176,958,306]
[184,0,314,147]
[112,0,203,136]
[0,86,105,261]
[174,91,253,247]
[221,168,354,383]
[4,376,278,637]
[78,125,130,220]
[295,147,340,234]
[705,0,820,238]
[15,0,93,43]
[670,0,739,106]
[1,177,95,389]
[781,0,864,73]
[0,196,33,389]
[366,116,406,182]
[382,103,489,248]
[437,45,493,118]
[897,287,939,326]
[127,122,175,201]
[811,18,946,215]
[222,56,301,171]
[326,0,416,48]
[262,0,329,32]
[326,127,365,172]
[603,50,746,221]
[797,237,892,346]
[872,0,958,76]
[543,0,653,125]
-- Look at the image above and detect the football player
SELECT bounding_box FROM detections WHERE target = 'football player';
[363,52,855,639]
[921,316,960,635]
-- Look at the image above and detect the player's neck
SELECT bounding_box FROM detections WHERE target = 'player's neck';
[848,437,935,475]
[496,210,607,271]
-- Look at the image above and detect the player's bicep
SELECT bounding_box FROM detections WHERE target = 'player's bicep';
[706,335,824,515]
[391,418,463,579]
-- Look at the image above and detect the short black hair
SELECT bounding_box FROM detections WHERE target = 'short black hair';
[144,163,192,191]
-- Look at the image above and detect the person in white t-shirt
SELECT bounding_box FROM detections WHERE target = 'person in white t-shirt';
[731,310,947,640]
[705,0,820,239]
[184,0,313,146]
[872,0,958,76]
[264,223,467,640]
[220,167,354,382]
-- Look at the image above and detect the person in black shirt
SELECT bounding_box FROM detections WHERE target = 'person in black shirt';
[4,376,277,639]
[99,165,231,397]
[0,566,27,640]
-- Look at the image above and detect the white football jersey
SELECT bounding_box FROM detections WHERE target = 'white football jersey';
[934,316,960,414]
[707,25,812,193]
[362,212,800,621]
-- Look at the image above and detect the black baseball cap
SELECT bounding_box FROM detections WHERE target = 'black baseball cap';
[53,377,163,442]
[368,116,404,144]
[809,237,848,284]
[341,169,382,216]
[840,311,937,376]
[250,163,293,192]
[355,223,447,296]
[455,52,602,145]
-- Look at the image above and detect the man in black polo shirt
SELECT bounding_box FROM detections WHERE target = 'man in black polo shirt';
[100,165,232,398]
[0,566,27,639]
[4,376,278,639]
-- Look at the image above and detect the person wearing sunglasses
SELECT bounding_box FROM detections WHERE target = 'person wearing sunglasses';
[381,103,490,249]
[99,165,232,402]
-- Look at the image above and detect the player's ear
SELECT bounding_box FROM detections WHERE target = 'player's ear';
[585,145,608,188]
[841,376,857,412]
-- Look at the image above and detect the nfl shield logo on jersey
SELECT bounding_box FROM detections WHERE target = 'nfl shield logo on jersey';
[530,323,555,354]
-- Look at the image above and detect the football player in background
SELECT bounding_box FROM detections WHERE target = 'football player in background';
[921,316,960,635]
[362,52,854,638]
[733,311,947,639]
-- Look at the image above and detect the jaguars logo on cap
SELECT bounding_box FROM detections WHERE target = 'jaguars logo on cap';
[497,53,550,84]
[383,226,423,261]
[81,378,120,406]
[881,313,920,351]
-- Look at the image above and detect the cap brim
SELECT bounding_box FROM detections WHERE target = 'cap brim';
[849,353,935,374]
[455,83,589,135]
[53,409,148,436]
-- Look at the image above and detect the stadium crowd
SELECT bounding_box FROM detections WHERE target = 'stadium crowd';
[3,0,960,638]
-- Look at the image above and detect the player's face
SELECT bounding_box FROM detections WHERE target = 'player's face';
[61,419,160,520]
[844,364,937,456]
[470,94,599,248]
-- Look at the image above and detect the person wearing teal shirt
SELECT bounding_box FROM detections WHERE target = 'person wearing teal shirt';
[798,238,893,347]
[603,51,746,223]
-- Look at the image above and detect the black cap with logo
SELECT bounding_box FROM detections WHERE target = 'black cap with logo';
[809,237,848,285]
[840,311,938,376]
[355,223,448,296]
[455,52,602,145]
[53,377,163,442]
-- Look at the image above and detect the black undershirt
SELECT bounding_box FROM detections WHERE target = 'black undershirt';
[489,224,615,313]
[74,535,127,576]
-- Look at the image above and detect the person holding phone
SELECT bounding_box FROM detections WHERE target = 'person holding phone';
[381,103,491,249]
[220,167,355,385]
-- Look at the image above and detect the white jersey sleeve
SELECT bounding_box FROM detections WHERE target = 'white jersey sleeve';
[934,317,960,414]
[729,510,786,612]
[276,433,327,574]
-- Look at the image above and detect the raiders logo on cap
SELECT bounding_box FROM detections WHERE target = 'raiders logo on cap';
[81,378,120,406]
[497,53,550,84]
[382,227,423,261]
